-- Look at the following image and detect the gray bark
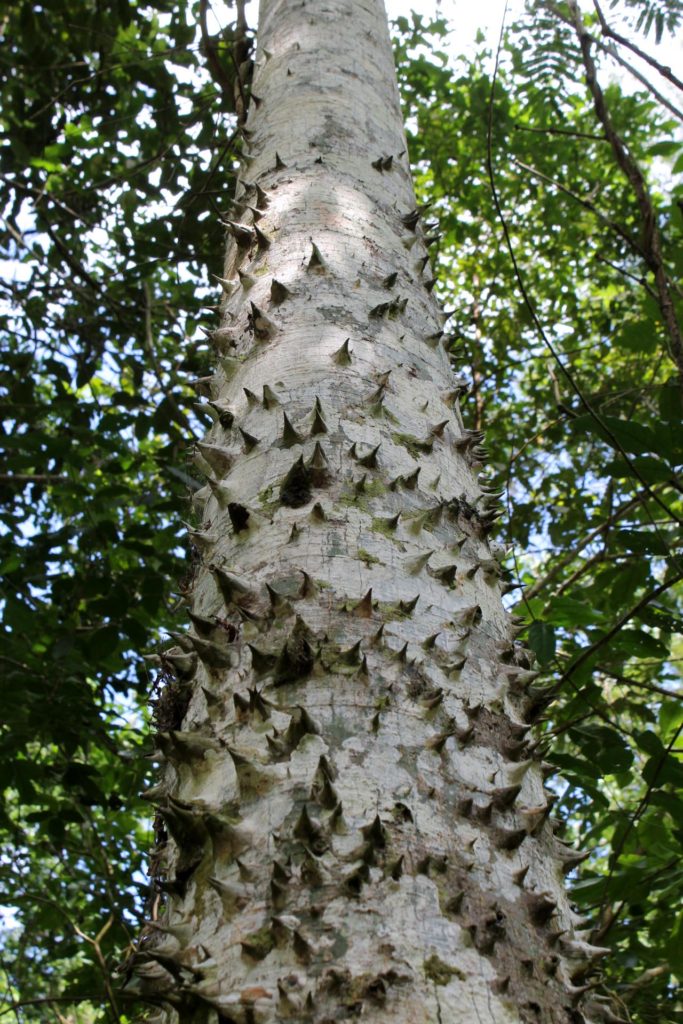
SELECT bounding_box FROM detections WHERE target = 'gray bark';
[129,1,605,1021]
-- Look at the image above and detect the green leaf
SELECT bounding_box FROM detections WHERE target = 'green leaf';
[546,595,604,626]
[609,629,669,660]
[659,379,683,424]
[572,724,634,774]
[617,320,657,354]
[614,529,669,555]
[528,619,556,664]
[571,875,608,904]
[572,413,658,456]
[660,703,683,741]
[666,912,683,973]
[85,625,120,659]
[604,455,672,483]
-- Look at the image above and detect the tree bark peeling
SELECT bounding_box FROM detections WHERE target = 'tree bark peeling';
[129,1,603,1022]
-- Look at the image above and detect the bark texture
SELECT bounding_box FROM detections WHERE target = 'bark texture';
[130,1,605,1021]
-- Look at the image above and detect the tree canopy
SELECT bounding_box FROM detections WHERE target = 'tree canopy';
[1,1,681,1021]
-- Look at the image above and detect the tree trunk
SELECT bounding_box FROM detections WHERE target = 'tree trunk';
[130,1,605,1021]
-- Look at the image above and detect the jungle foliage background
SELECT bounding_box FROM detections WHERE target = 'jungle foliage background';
[0,0,681,1020]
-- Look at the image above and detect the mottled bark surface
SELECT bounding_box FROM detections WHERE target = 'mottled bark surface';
[129,1,605,1021]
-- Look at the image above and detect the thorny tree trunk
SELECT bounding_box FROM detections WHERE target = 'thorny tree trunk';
[128,1,610,1022]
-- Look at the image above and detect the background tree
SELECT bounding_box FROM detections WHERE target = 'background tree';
[0,0,681,1022]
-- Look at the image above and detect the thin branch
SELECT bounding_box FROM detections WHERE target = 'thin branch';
[0,995,132,1019]
[0,958,21,1024]
[199,0,236,106]
[489,146,682,533]
[72,917,120,1023]
[514,123,607,142]
[29,40,208,121]
[142,280,192,433]
[0,473,66,483]
[41,220,109,302]
[623,964,671,993]
[513,157,644,258]
[595,34,683,121]
[592,0,683,94]
[560,569,683,686]
[592,723,683,937]
[177,124,241,212]
[597,666,681,700]
[565,0,683,391]
[594,251,658,300]
[551,548,607,597]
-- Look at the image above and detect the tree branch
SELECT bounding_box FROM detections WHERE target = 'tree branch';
[198,0,236,107]
[565,0,683,392]
[559,569,683,685]
[592,0,683,94]
[594,33,683,121]
[489,137,682,529]
[514,123,607,142]
[513,157,645,259]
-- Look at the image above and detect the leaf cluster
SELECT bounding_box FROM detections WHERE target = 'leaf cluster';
[0,0,242,1017]
[396,4,682,1020]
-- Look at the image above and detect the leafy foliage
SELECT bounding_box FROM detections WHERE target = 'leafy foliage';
[0,0,239,1016]
[617,0,683,41]
[0,0,681,1022]
[396,4,682,1020]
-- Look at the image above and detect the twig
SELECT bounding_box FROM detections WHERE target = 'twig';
[513,157,644,257]
[199,0,236,106]
[595,34,683,121]
[0,473,66,483]
[593,726,683,936]
[0,995,127,1019]
[0,958,20,1024]
[142,280,192,433]
[489,120,682,532]
[592,0,683,94]
[623,964,671,993]
[72,916,120,1023]
[559,569,683,685]
[596,666,682,700]
[565,0,683,392]
[594,251,658,299]
[514,123,607,142]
